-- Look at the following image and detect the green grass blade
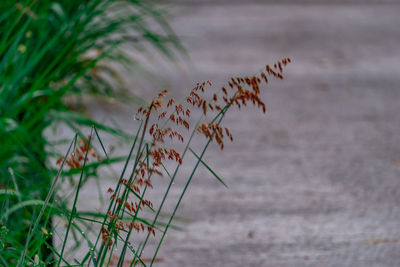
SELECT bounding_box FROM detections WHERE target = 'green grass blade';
[188,147,228,188]
[16,134,77,266]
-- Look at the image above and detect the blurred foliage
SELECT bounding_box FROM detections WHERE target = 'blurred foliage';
[0,0,183,265]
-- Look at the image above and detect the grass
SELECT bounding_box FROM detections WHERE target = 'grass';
[21,58,290,266]
[0,0,183,265]
[0,1,292,266]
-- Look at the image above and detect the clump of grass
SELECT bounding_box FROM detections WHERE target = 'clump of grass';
[36,58,291,266]
[0,0,183,265]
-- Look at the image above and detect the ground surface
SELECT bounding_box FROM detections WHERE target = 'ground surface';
[67,3,400,266]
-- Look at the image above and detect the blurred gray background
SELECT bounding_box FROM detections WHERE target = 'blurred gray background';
[74,1,400,266]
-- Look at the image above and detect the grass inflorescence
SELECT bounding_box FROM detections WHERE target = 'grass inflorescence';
[40,58,291,266]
